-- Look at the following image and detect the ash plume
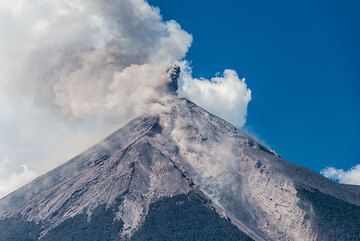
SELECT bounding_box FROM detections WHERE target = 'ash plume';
[0,0,251,197]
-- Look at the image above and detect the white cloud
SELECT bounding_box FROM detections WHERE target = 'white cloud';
[321,164,360,185]
[0,0,252,197]
[179,68,251,127]
[0,156,38,198]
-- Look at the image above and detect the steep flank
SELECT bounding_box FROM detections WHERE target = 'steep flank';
[0,98,360,241]
[0,116,160,215]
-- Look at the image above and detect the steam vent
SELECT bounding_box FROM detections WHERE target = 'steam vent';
[167,65,181,93]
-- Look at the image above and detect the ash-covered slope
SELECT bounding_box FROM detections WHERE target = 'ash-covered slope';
[1,98,360,241]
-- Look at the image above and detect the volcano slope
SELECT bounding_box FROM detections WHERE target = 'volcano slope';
[0,98,359,241]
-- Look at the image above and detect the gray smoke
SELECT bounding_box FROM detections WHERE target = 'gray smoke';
[0,0,251,197]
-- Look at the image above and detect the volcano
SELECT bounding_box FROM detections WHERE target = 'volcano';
[1,96,360,241]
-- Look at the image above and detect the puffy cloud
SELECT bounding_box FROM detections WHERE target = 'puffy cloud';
[321,164,360,185]
[179,68,251,127]
[0,0,252,197]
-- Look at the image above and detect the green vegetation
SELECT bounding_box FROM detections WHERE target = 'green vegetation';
[299,188,360,241]
[0,204,123,241]
[0,217,40,241]
[1,192,253,241]
[41,205,123,241]
[131,191,253,241]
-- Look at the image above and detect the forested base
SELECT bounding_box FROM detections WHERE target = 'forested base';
[0,217,40,241]
[131,191,253,241]
[298,188,360,241]
[0,205,123,241]
[42,204,123,241]
[1,192,252,241]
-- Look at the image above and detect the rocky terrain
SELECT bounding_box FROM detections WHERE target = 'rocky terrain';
[1,96,360,241]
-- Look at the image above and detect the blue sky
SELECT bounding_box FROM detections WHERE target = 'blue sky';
[149,0,360,172]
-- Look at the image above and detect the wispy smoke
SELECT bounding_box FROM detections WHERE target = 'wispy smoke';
[0,0,251,197]
[321,164,360,185]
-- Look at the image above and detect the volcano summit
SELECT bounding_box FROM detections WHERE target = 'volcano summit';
[0,95,360,241]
